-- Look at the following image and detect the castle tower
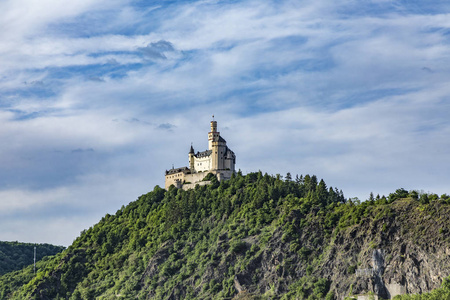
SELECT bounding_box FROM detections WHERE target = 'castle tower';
[188,144,195,172]
[208,120,219,150]
[208,119,227,171]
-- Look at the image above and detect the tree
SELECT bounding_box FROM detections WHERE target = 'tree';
[419,193,429,204]
[316,179,328,206]
[388,188,408,202]
[310,175,318,191]
[409,190,419,200]
[295,174,303,184]
[285,172,292,182]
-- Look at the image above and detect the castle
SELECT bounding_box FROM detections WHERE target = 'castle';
[164,119,236,190]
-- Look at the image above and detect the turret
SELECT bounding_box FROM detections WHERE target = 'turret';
[211,121,217,132]
[189,144,195,172]
[208,120,220,150]
[207,119,228,171]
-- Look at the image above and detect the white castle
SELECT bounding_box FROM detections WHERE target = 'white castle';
[165,119,236,190]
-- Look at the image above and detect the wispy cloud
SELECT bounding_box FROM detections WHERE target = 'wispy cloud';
[138,40,175,60]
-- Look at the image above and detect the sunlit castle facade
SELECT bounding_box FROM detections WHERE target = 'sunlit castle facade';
[165,119,236,190]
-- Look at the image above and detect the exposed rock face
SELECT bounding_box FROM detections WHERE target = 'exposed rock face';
[320,200,450,299]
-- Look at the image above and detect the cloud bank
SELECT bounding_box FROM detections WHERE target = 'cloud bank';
[1,0,450,245]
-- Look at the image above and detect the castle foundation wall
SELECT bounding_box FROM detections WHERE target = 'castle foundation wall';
[182,181,211,190]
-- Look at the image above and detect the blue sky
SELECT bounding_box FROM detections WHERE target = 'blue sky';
[1,0,450,246]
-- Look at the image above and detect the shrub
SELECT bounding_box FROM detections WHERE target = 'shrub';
[230,240,247,254]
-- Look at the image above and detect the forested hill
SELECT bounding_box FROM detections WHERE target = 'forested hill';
[0,242,65,275]
[0,172,449,300]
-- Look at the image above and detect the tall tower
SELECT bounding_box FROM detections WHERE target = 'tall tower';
[208,119,227,171]
[209,120,218,170]
[208,120,219,150]
[188,144,195,172]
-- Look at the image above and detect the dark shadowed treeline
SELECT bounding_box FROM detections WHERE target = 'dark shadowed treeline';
[0,242,65,275]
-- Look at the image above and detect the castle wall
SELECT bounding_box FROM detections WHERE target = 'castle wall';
[224,157,234,171]
[184,172,209,184]
[165,172,186,189]
[182,180,211,190]
[193,156,211,172]
[216,144,226,170]
[215,170,234,181]
[165,170,234,190]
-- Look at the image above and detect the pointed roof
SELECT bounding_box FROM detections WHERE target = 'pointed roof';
[189,144,194,154]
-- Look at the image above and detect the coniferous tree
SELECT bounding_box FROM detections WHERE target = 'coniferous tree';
[285,172,292,182]
[316,179,328,205]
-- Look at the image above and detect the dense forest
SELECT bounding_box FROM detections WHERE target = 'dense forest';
[0,171,449,299]
[0,242,65,275]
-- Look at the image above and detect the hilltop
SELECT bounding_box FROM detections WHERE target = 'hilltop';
[0,242,64,276]
[0,172,449,299]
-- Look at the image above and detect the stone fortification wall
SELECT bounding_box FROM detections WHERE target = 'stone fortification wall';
[184,172,209,184]
[165,171,234,190]
[182,181,211,190]
[216,170,233,181]
[165,172,185,189]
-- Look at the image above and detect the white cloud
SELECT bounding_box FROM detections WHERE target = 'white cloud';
[0,0,128,39]
[1,0,450,245]
[229,83,450,199]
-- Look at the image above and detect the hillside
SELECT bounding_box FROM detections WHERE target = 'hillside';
[0,242,65,276]
[0,172,449,299]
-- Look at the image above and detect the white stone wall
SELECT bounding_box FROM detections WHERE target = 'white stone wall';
[193,156,212,172]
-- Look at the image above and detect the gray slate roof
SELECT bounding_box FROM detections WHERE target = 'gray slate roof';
[195,150,212,158]
[165,166,190,175]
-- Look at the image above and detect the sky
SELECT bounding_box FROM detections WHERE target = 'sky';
[1,0,450,246]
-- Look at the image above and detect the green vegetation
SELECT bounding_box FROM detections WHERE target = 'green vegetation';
[393,277,450,299]
[0,242,64,275]
[0,172,448,299]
